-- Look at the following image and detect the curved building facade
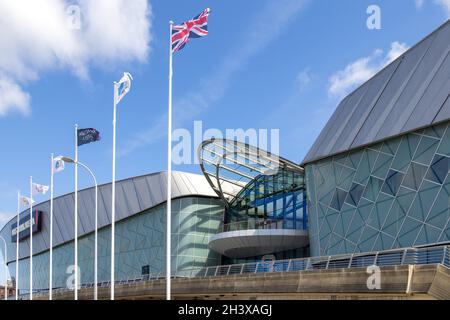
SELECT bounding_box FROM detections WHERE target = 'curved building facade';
[0,171,224,294]
[199,139,309,263]
[303,20,450,257]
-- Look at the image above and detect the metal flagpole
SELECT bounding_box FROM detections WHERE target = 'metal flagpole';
[49,154,54,300]
[166,20,174,301]
[74,124,79,300]
[111,82,118,300]
[29,176,33,300]
[15,191,20,300]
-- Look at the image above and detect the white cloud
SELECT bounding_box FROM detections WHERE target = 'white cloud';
[119,0,310,156]
[0,212,14,230]
[328,41,409,98]
[0,0,151,116]
[435,0,450,16]
[296,68,313,92]
[416,0,425,9]
[0,75,31,116]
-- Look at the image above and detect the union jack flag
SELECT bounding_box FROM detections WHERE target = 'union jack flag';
[171,8,210,53]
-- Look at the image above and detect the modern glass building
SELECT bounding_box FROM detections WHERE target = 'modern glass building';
[302,20,450,257]
[0,171,224,294]
[1,18,450,300]
[199,139,309,263]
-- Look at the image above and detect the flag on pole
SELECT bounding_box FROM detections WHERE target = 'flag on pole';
[53,156,65,174]
[116,72,133,104]
[32,183,49,195]
[19,195,34,207]
[77,128,101,146]
[171,8,210,53]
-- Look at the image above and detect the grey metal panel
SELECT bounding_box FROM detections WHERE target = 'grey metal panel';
[403,50,450,131]
[346,59,403,149]
[302,96,351,165]
[171,173,183,197]
[333,60,400,155]
[148,174,165,205]
[121,179,142,214]
[303,20,450,164]
[434,94,450,123]
[375,24,450,140]
[305,95,358,162]
[114,183,130,222]
[320,83,371,158]
[358,37,434,147]
[133,175,154,210]
[98,184,112,227]
[54,197,72,243]
[77,189,92,235]
[1,171,218,263]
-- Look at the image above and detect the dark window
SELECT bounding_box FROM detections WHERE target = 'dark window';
[330,188,347,211]
[402,162,427,190]
[345,183,365,207]
[425,155,449,184]
[381,170,404,196]
[142,265,150,275]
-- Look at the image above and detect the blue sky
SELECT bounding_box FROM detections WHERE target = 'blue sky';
[0,0,449,281]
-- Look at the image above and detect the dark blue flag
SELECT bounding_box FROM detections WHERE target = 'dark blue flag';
[77,128,101,146]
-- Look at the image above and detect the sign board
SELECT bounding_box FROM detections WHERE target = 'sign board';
[11,210,42,242]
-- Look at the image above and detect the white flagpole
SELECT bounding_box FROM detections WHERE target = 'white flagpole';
[49,153,54,300]
[15,191,20,300]
[166,20,174,301]
[111,82,118,300]
[29,176,33,300]
[74,124,79,300]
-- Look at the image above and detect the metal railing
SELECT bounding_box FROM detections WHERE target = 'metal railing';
[220,219,284,232]
[13,244,450,299]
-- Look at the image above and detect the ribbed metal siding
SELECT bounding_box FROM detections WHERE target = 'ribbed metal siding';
[303,20,450,164]
[0,171,218,264]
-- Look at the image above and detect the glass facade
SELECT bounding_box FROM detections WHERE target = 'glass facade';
[7,197,224,294]
[305,121,450,257]
[227,168,307,230]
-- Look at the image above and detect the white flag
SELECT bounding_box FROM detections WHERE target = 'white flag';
[20,196,34,207]
[116,72,133,104]
[53,156,65,174]
[32,183,49,195]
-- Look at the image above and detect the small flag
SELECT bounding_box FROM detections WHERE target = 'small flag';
[20,196,34,207]
[77,128,101,147]
[172,8,210,53]
[116,72,133,104]
[53,156,65,174]
[32,183,49,195]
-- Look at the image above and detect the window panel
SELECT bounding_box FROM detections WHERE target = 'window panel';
[372,152,393,179]
[391,134,420,172]
[330,188,347,211]
[363,176,383,202]
[425,155,449,184]
[413,136,439,166]
[345,183,365,207]
[381,170,405,196]
[402,162,427,190]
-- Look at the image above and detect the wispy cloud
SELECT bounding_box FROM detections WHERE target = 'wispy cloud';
[0,74,31,116]
[0,0,152,117]
[0,211,14,230]
[328,41,409,98]
[296,68,313,92]
[435,0,450,16]
[415,0,425,9]
[118,0,310,157]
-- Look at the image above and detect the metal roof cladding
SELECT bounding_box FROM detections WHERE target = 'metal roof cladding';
[303,19,450,165]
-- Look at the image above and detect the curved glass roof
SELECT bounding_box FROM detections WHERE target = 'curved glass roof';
[198,138,304,206]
